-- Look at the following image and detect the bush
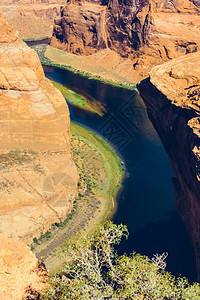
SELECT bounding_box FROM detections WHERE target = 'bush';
[40,221,200,299]
[33,237,38,244]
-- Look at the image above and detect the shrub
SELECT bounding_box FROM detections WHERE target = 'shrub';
[40,222,200,299]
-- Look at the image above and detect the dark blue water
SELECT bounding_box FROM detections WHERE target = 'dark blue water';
[44,65,197,282]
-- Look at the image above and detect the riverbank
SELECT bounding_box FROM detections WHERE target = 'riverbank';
[32,122,123,273]
[51,80,106,116]
[32,44,136,90]
[23,36,50,43]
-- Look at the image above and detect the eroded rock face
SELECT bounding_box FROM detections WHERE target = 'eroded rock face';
[0,13,77,244]
[51,0,149,56]
[0,234,48,300]
[51,0,200,81]
[137,51,200,280]
[0,0,65,40]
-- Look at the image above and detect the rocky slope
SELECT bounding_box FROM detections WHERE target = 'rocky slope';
[0,234,47,300]
[51,0,200,81]
[0,0,65,40]
[137,51,200,280]
[0,12,77,244]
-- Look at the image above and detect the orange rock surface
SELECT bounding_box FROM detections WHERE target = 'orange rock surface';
[0,234,47,300]
[138,51,200,280]
[0,13,77,244]
[0,0,65,40]
[51,0,200,82]
[150,52,200,112]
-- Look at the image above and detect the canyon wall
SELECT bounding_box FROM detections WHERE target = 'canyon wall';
[0,0,66,40]
[0,12,77,298]
[0,234,47,300]
[0,12,77,244]
[51,0,200,81]
[137,51,200,280]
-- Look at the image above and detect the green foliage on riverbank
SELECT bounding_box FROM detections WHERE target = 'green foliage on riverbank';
[43,61,136,90]
[51,81,105,116]
[51,80,106,116]
[31,123,123,272]
[70,122,123,222]
[31,44,136,90]
[51,81,87,108]
[23,36,50,42]
[40,221,200,300]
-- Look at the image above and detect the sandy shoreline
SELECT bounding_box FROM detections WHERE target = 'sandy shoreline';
[32,123,124,273]
[32,44,136,90]
[29,44,129,273]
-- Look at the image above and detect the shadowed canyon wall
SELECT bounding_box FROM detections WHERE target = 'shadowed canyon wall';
[0,0,66,40]
[51,0,200,81]
[0,12,77,244]
[138,51,200,280]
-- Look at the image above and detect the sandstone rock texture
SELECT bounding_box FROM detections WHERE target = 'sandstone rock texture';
[51,0,200,82]
[0,234,47,300]
[0,13,77,244]
[0,0,65,40]
[137,51,200,280]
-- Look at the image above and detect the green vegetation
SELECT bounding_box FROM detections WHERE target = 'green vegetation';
[40,221,200,300]
[23,36,50,42]
[44,61,136,90]
[51,81,87,108]
[31,123,123,271]
[31,44,51,63]
[70,122,123,220]
[32,44,136,90]
[51,81,105,116]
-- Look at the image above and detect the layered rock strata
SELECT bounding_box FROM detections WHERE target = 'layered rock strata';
[0,0,65,40]
[137,51,200,280]
[51,0,200,81]
[0,12,77,244]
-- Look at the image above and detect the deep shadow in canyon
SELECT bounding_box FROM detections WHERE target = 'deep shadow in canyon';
[43,65,197,282]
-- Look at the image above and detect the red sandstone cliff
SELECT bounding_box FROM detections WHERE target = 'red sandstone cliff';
[51,0,200,81]
[0,0,66,40]
[0,12,77,244]
[0,12,78,298]
[137,51,200,280]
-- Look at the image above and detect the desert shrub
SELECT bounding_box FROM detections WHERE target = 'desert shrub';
[40,221,200,300]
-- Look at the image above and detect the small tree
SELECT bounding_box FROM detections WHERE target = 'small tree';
[41,222,200,300]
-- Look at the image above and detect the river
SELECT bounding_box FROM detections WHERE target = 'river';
[43,65,197,281]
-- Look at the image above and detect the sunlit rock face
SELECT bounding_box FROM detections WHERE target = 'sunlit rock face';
[0,234,48,300]
[0,0,66,40]
[51,0,150,57]
[0,12,77,244]
[51,0,200,82]
[138,51,200,280]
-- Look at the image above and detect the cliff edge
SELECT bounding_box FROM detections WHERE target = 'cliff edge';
[0,12,77,244]
[51,0,200,82]
[0,234,48,300]
[138,51,200,280]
